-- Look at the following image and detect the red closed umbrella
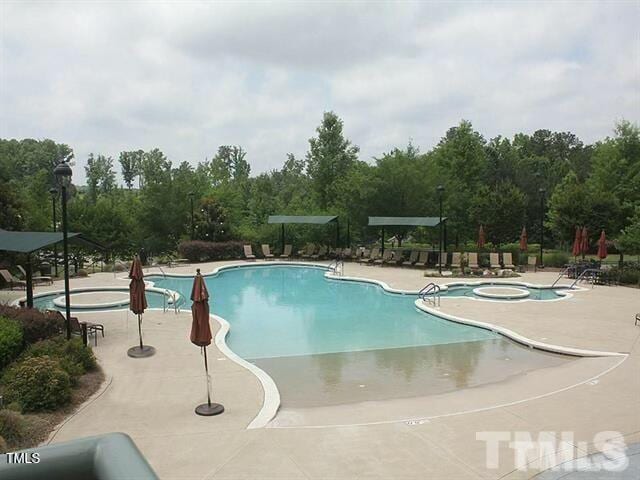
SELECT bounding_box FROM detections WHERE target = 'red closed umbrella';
[597,230,607,259]
[190,269,223,416]
[572,227,581,258]
[478,225,486,249]
[519,227,528,252]
[580,227,589,259]
[127,256,155,358]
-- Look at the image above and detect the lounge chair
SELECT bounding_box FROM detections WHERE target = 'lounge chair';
[261,244,274,260]
[243,245,256,261]
[490,253,501,269]
[17,265,53,285]
[311,245,327,260]
[503,252,515,270]
[374,249,393,266]
[435,252,447,269]
[357,249,371,264]
[415,251,429,267]
[394,250,405,265]
[0,269,26,290]
[281,244,292,260]
[468,252,480,270]
[341,248,352,260]
[366,247,380,265]
[401,250,419,267]
[527,255,537,272]
[451,252,462,269]
[301,244,316,259]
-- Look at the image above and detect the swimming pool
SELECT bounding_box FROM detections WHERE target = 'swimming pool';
[32,287,182,312]
[148,265,573,409]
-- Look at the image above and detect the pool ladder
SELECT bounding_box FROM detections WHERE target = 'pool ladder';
[328,259,344,276]
[419,282,441,307]
[552,267,600,289]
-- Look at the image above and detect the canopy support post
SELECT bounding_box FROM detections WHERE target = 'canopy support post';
[281,224,285,255]
[26,254,33,308]
[381,227,385,255]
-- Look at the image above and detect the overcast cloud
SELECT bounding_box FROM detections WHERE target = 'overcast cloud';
[1,1,638,184]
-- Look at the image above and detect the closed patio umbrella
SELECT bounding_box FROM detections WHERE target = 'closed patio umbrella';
[519,227,528,251]
[127,256,155,358]
[190,268,224,416]
[580,226,589,259]
[572,227,582,259]
[597,230,608,259]
[478,225,486,249]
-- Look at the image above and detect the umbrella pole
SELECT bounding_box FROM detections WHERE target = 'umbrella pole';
[138,314,143,350]
[195,345,224,416]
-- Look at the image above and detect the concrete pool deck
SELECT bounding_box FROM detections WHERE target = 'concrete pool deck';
[5,260,640,479]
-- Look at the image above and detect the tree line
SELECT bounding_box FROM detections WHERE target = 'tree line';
[1,113,638,259]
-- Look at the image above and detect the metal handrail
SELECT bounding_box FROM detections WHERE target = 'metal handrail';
[419,282,441,307]
[328,259,344,276]
[569,268,601,289]
[551,266,571,288]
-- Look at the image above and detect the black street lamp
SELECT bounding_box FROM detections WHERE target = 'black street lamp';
[49,188,59,277]
[437,185,445,274]
[54,161,72,340]
[539,187,546,268]
[188,192,195,240]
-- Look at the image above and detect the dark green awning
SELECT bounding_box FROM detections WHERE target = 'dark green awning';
[368,216,446,227]
[0,230,105,253]
[268,215,338,225]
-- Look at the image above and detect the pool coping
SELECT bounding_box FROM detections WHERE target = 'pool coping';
[17,261,625,431]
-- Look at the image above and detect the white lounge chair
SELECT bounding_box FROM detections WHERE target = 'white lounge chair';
[243,245,256,261]
[261,244,274,260]
[490,253,501,269]
[503,252,515,270]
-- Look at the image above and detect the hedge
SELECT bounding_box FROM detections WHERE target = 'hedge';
[24,337,96,386]
[0,317,23,370]
[0,306,63,345]
[178,240,245,262]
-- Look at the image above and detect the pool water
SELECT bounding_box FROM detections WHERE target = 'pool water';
[442,283,566,300]
[33,289,176,312]
[151,266,499,360]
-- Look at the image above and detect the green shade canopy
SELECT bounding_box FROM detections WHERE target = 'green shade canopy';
[368,216,446,227]
[268,215,338,225]
[0,230,104,254]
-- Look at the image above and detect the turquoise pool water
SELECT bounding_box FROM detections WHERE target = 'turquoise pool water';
[442,283,567,300]
[150,266,499,360]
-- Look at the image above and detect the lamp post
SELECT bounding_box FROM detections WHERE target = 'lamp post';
[539,187,546,268]
[188,192,195,240]
[437,185,445,274]
[49,187,59,277]
[54,161,72,340]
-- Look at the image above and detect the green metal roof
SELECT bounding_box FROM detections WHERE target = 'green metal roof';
[368,216,446,227]
[268,215,338,225]
[0,230,104,253]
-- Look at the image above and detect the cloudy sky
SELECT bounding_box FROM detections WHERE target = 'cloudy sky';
[1,1,638,184]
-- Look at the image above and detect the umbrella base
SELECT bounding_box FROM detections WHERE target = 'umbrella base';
[127,345,156,358]
[195,403,224,416]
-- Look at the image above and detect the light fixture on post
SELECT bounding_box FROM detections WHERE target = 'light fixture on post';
[437,185,445,275]
[54,161,72,340]
[49,187,59,277]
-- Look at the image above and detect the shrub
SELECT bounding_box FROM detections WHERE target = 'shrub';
[24,337,96,385]
[543,251,570,268]
[0,306,63,345]
[0,317,23,370]
[619,268,640,286]
[0,435,7,453]
[3,356,71,412]
[0,410,26,445]
[178,240,245,262]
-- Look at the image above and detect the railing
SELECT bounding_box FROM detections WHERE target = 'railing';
[551,266,571,288]
[569,268,601,289]
[419,282,441,307]
[162,289,179,314]
[328,259,344,276]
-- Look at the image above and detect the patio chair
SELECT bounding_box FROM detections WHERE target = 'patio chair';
[490,253,501,269]
[401,250,419,267]
[394,250,405,265]
[17,265,53,285]
[261,244,274,260]
[341,247,352,260]
[243,245,256,261]
[357,248,371,264]
[451,252,462,269]
[374,249,393,266]
[415,250,429,268]
[503,252,515,270]
[301,244,316,259]
[527,255,537,272]
[280,244,292,260]
[52,311,104,347]
[468,252,480,270]
[366,247,380,265]
[311,245,327,260]
[435,252,447,269]
[0,269,26,290]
